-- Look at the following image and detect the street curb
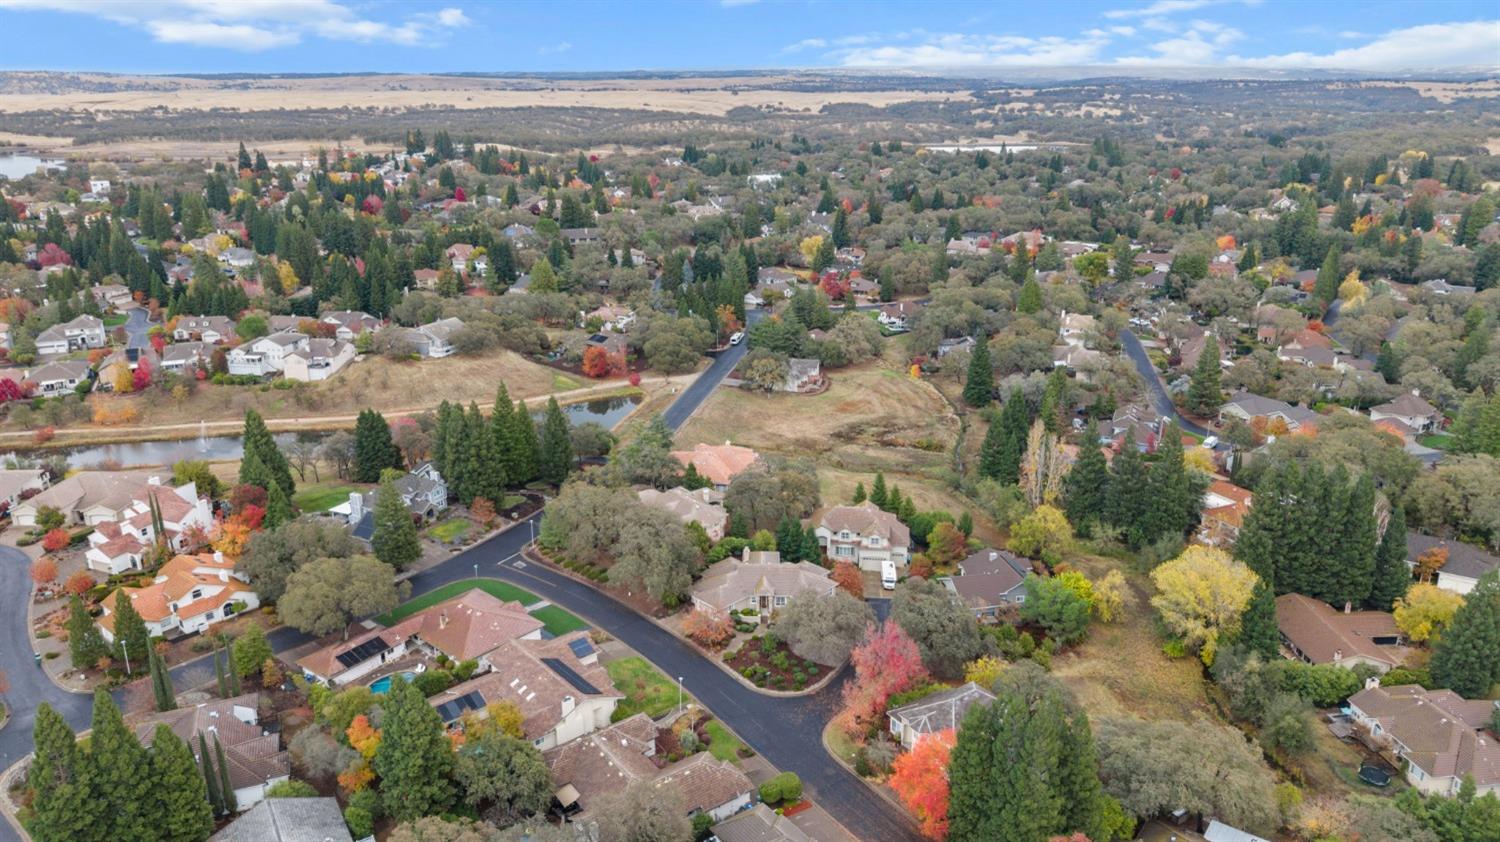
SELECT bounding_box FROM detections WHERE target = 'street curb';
[819,721,911,817]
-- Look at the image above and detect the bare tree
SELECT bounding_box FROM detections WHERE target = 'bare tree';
[318,431,356,481]
[286,437,321,483]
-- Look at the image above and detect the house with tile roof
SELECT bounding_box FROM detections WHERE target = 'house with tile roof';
[345,462,447,540]
[35,314,106,354]
[814,501,911,573]
[429,631,618,751]
[408,588,544,662]
[1406,533,1500,596]
[210,797,351,842]
[713,803,813,842]
[0,468,48,514]
[84,478,214,574]
[282,338,355,382]
[1198,479,1253,547]
[888,682,996,751]
[1348,683,1500,796]
[12,469,162,527]
[22,359,92,395]
[639,486,728,541]
[1370,393,1443,433]
[943,548,1032,618]
[1275,593,1409,674]
[97,552,259,642]
[133,694,290,811]
[690,549,835,618]
[296,616,425,687]
[670,442,760,491]
[172,315,236,343]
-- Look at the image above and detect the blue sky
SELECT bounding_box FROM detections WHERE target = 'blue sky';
[0,1,1495,74]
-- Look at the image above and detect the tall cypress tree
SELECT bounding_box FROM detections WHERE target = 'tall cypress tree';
[1105,432,1151,548]
[151,725,214,842]
[373,678,456,822]
[28,704,101,842]
[511,399,539,484]
[149,646,176,712]
[1187,336,1223,415]
[1429,571,1500,697]
[1367,506,1412,611]
[1330,472,1378,608]
[430,400,455,477]
[110,589,150,673]
[199,734,224,816]
[241,409,293,496]
[90,689,160,837]
[465,402,505,503]
[1063,422,1108,536]
[1144,422,1192,543]
[963,337,994,407]
[214,737,237,814]
[354,409,401,482]
[491,385,521,484]
[372,473,421,569]
[538,397,574,485]
[214,648,228,698]
[1313,245,1341,307]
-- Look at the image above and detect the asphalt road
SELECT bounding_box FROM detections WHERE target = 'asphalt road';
[1120,328,1209,437]
[0,327,921,842]
[122,307,151,351]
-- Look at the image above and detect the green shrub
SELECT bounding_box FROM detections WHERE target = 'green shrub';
[760,772,802,804]
[265,779,319,798]
[343,806,373,839]
[453,659,479,682]
[348,787,381,819]
[413,669,455,697]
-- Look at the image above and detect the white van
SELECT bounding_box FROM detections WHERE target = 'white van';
[881,560,898,590]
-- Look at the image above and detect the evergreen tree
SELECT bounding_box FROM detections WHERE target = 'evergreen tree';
[463,403,505,504]
[373,678,456,822]
[1329,472,1378,608]
[372,474,421,569]
[199,734,224,816]
[237,449,273,495]
[870,472,888,509]
[802,526,822,563]
[1104,432,1151,548]
[1313,245,1341,307]
[28,704,101,842]
[1144,422,1198,545]
[214,738,236,814]
[490,385,522,484]
[354,409,401,482]
[962,337,994,407]
[1016,277,1043,314]
[151,725,214,842]
[538,397,574,485]
[1429,571,1500,697]
[66,595,108,668]
[512,399,540,484]
[775,516,803,560]
[263,480,293,530]
[884,485,902,515]
[111,590,151,673]
[1230,579,1280,660]
[852,482,866,504]
[1187,336,1223,415]
[958,511,974,537]
[981,390,1030,486]
[1063,422,1109,537]
[240,409,293,496]
[214,648,228,698]
[149,646,176,712]
[90,689,160,838]
[1367,505,1412,611]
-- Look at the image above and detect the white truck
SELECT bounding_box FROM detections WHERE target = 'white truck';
[881,560,898,590]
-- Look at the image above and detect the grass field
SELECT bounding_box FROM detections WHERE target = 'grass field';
[607,656,689,721]
[376,580,541,624]
[530,605,589,636]
[705,719,749,762]
[427,518,471,543]
[292,481,362,513]
[1418,434,1452,450]
[103,313,128,327]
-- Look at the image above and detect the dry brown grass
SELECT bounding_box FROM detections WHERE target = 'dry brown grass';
[1051,554,1216,723]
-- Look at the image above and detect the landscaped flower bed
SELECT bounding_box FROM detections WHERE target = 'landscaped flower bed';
[722,633,823,691]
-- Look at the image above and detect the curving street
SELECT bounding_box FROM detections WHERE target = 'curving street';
[0,331,921,842]
[1120,327,1209,437]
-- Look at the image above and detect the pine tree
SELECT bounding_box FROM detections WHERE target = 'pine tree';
[1187,336,1223,415]
[90,689,160,837]
[151,725,214,842]
[1313,245,1341,307]
[241,409,294,496]
[982,390,1030,486]
[431,400,455,477]
[149,646,176,712]
[372,473,421,569]
[491,385,520,484]
[852,482,866,504]
[1231,578,1280,660]
[465,403,505,504]
[958,511,974,537]
[214,737,237,814]
[1016,277,1043,314]
[66,595,108,668]
[28,704,101,842]
[354,409,401,482]
[264,480,293,529]
[1367,506,1412,611]
[237,448,273,494]
[1105,432,1151,548]
[963,337,994,407]
[1429,571,1500,697]
[775,516,803,560]
[802,526,822,563]
[1063,422,1109,537]
[373,678,456,822]
[199,734,224,816]
[512,399,539,484]
[884,485,902,515]
[111,590,150,673]
[538,397,574,485]
[869,473,888,509]
[1330,472,1378,608]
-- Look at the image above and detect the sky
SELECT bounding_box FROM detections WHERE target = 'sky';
[0,0,1495,75]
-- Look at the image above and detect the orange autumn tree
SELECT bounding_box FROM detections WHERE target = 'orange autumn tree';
[890,728,957,840]
[31,556,58,586]
[831,562,864,598]
[838,622,928,740]
[346,714,382,759]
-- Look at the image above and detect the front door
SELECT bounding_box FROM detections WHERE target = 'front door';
[759,595,770,621]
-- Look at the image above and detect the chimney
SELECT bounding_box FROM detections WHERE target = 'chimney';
[148,475,162,486]
[1333,649,1343,662]
[1344,601,1352,614]
[561,695,576,717]
[214,551,224,564]
[1365,676,1381,691]
[439,610,448,630]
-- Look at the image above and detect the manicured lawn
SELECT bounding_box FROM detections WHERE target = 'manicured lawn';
[427,518,471,543]
[607,656,690,721]
[292,482,361,513]
[1418,434,1452,450]
[531,605,588,636]
[103,313,128,327]
[552,372,581,391]
[500,494,527,509]
[705,719,748,762]
[376,580,541,624]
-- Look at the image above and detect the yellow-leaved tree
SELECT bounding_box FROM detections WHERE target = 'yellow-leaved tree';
[1338,270,1368,308]
[1392,583,1464,643]
[799,235,824,266]
[1149,546,1259,665]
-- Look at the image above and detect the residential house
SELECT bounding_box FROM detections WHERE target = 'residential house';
[209,797,351,842]
[406,589,544,663]
[887,682,996,750]
[546,714,755,823]
[96,347,159,392]
[878,301,923,331]
[227,332,308,376]
[943,548,1032,618]
[814,501,911,573]
[936,336,976,358]
[501,223,535,240]
[690,548,836,618]
[319,310,380,341]
[1218,391,1320,432]
[1203,821,1271,842]
[561,227,601,246]
[1277,344,1337,368]
[161,341,215,373]
[1198,479,1253,546]
[84,478,215,574]
[1058,311,1096,348]
[638,486,727,541]
[98,552,260,642]
[713,804,813,842]
[428,631,618,751]
[446,243,476,273]
[266,315,305,334]
[0,468,48,514]
[88,179,111,195]
[91,283,134,310]
[412,268,442,289]
[218,247,256,272]
[1348,683,1500,796]
[345,462,447,540]
[670,442,760,492]
[35,314,106,354]
[1052,345,1106,381]
[1275,593,1409,674]
[403,317,465,358]
[282,338,356,382]
[12,470,160,526]
[23,360,91,395]
[173,316,236,343]
[1420,279,1477,297]
[1370,393,1443,434]
[784,357,823,392]
[134,694,290,812]
[1406,533,1499,596]
[297,616,425,687]
[584,304,635,332]
[848,277,879,299]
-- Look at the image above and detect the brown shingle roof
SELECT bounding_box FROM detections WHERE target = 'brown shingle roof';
[691,554,835,612]
[650,752,754,815]
[818,501,911,547]
[1349,685,1500,786]
[411,589,544,661]
[429,631,618,739]
[1274,593,1408,669]
[134,694,290,791]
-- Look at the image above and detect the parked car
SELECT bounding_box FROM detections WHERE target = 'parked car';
[729,331,745,345]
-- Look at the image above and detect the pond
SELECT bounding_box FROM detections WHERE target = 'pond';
[0,153,65,180]
[7,394,642,470]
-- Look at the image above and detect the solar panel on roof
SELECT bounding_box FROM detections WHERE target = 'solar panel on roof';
[541,657,600,695]
[334,636,390,669]
[434,690,485,723]
[566,637,594,659]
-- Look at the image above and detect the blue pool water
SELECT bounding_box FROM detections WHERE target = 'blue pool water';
[370,671,416,694]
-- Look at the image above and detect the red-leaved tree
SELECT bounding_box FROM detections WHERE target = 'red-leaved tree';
[581,346,613,379]
[0,378,26,402]
[64,571,93,597]
[131,358,153,391]
[832,562,863,598]
[41,529,70,553]
[838,622,928,739]
[31,557,58,586]
[890,728,956,840]
[682,608,736,649]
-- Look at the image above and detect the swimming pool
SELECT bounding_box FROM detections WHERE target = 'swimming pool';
[369,671,416,694]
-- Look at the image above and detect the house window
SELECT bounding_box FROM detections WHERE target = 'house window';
[190,589,203,600]
[836,545,853,558]
[774,596,787,607]
[840,531,850,540]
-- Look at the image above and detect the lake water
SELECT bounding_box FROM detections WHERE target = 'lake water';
[924,144,1039,154]
[0,153,65,180]
[7,394,642,469]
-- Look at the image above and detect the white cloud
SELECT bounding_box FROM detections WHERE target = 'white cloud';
[0,0,470,51]
[1103,0,1216,20]
[1116,18,1241,65]
[835,31,1111,68]
[781,37,828,53]
[1229,20,1500,70]
[538,41,572,55]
